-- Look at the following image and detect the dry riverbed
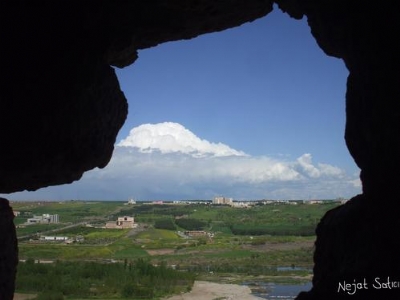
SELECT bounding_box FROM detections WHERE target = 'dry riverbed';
[14,294,36,300]
[163,280,265,300]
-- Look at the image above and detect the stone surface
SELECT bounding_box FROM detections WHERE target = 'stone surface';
[296,195,400,299]
[0,0,273,193]
[1,3,129,193]
[276,1,400,299]
[0,1,273,298]
[0,198,18,300]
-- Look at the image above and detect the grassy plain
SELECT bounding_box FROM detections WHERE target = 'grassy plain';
[13,200,341,298]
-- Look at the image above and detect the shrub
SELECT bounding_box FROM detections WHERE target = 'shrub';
[175,218,206,231]
[154,219,176,230]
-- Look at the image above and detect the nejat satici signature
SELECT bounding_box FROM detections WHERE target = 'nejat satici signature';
[338,277,400,295]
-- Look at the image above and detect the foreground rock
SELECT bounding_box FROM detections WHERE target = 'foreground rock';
[0,0,272,194]
[0,199,18,300]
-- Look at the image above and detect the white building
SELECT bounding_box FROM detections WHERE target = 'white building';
[305,200,323,205]
[213,196,233,205]
[231,202,251,208]
[126,199,136,205]
[40,236,68,241]
[27,214,59,224]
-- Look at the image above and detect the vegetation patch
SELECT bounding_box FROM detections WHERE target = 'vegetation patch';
[16,259,194,299]
[136,229,179,240]
[154,218,176,230]
[175,218,207,231]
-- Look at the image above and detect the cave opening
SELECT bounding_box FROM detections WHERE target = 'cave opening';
[3,1,400,299]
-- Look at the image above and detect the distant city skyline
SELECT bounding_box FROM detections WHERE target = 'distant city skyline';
[2,6,361,201]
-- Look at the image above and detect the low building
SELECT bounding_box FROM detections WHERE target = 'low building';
[26,214,59,224]
[184,231,214,238]
[184,230,207,237]
[40,236,68,241]
[152,200,164,205]
[105,216,136,229]
[305,200,323,204]
[231,202,251,208]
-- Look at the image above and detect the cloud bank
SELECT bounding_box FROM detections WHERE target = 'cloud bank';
[5,122,361,201]
[81,122,360,200]
[118,122,247,157]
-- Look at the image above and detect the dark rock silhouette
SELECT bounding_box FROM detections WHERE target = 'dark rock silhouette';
[277,1,400,298]
[0,199,18,300]
[1,1,399,299]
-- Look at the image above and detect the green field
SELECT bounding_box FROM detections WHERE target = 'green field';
[13,200,341,299]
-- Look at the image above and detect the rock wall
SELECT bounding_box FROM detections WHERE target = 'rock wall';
[0,0,273,194]
[275,1,400,298]
[0,1,273,298]
[1,0,400,299]
[0,199,18,300]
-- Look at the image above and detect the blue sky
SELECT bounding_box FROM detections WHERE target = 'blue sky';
[4,7,361,201]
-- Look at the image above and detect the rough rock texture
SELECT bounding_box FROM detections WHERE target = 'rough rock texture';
[1,0,400,299]
[0,0,273,193]
[0,1,273,298]
[275,1,400,299]
[1,4,129,193]
[0,199,18,300]
[297,195,400,299]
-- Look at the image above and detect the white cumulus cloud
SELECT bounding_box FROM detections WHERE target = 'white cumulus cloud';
[294,154,345,179]
[5,122,361,201]
[84,122,358,200]
[118,122,247,157]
